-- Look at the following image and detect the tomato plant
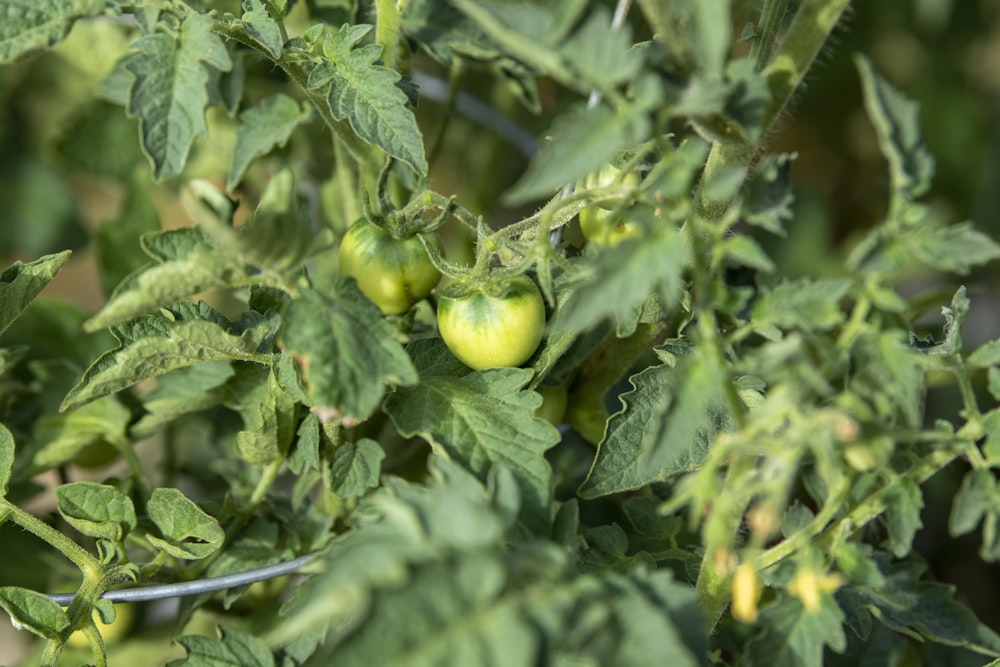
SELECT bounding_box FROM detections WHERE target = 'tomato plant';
[436,275,546,369]
[338,217,442,315]
[2,1,1000,666]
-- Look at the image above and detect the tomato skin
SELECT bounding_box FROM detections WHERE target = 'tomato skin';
[579,164,643,247]
[339,218,442,315]
[437,276,546,370]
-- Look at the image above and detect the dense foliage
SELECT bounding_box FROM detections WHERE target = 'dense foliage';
[2,1,1000,665]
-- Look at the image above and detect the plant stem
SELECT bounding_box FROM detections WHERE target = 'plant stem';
[750,0,791,71]
[374,0,402,69]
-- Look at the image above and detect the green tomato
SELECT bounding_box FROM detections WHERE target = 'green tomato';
[339,218,442,315]
[534,384,568,425]
[579,163,643,246]
[65,603,136,649]
[437,275,546,370]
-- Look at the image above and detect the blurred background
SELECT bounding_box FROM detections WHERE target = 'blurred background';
[1,0,999,661]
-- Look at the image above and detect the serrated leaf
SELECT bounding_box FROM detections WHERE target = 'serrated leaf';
[855,55,934,202]
[228,94,311,190]
[553,225,690,335]
[63,305,276,412]
[907,222,1000,275]
[505,104,650,205]
[836,554,1000,656]
[580,349,729,498]
[560,8,643,91]
[0,424,13,497]
[319,24,426,174]
[851,331,924,428]
[122,13,233,179]
[0,0,105,63]
[748,594,847,667]
[240,0,283,59]
[751,278,851,332]
[0,251,72,337]
[146,487,225,560]
[330,439,384,498]
[168,627,275,667]
[236,369,297,464]
[0,587,70,640]
[55,482,137,541]
[384,339,557,532]
[279,284,417,424]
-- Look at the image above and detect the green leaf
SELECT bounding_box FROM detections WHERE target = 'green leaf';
[968,339,1000,369]
[949,469,997,537]
[228,94,312,190]
[692,0,731,79]
[0,587,71,640]
[316,24,426,174]
[384,339,557,533]
[751,278,851,333]
[504,104,650,205]
[131,360,239,437]
[883,476,924,558]
[855,55,935,202]
[743,154,794,235]
[85,225,247,332]
[236,370,297,465]
[23,395,131,475]
[748,594,848,667]
[279,285,417,424]
[836,555,1000,656]
[0,424,13,497]
[723,234,776,273]
[168,627,275,667]
[850,331,925,428]
[906,222,1000,275]
[121,12,233,179]
[553,225,690,335]
[559,8,644,91]
[0,251,72,337]
[63,304,276,412]
[0,0,105,63]
[240,0,283,59]
[330,439,384,498]
[146,487,225,560]
[55,482,137,542]
[580,350,729,498]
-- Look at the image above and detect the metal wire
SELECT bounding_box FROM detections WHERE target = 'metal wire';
[47,553,319,606]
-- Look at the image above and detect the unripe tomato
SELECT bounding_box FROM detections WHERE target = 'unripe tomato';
[71,439,120,468]
[579,164,643,246]
[437,275,546,370]
[338,218,442,315]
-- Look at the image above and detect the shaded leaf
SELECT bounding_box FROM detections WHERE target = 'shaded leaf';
[748,594,848,667]
[330,439,384,498]
[168,627,275,667]
[384,339,557,532]
[0,424,13,497]
[279,284,417,424]
[228,94,312,190]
